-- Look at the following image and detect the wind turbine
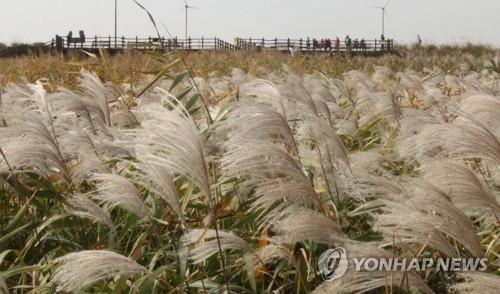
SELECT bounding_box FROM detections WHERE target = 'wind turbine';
[372,0,390,37]
[183,0,199,41]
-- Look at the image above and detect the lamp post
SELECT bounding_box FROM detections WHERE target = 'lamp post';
[114,0,117,47]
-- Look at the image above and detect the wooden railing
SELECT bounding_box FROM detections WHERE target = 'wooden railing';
[49,35,393,53]
[52,35,236,52]
[234,37,394,52]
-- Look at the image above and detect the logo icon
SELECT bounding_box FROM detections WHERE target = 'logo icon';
[317,247,348,281]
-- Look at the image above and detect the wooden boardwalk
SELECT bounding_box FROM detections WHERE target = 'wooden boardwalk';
[53,35,394,55]
[0,35,394,58]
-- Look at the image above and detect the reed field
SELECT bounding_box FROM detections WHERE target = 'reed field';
[0,42,499,293]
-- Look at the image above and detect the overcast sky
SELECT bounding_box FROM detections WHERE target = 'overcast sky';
[1,0,499,46]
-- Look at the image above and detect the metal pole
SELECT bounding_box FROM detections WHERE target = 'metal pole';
[381,8,385,36]
[185,5,188,42]
[114,0,117,47]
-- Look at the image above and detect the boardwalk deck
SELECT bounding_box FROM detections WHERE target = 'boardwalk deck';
[52,35,394,55]
[0,35,394,58]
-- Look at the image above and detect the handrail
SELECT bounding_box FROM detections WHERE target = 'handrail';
[48,35,394,53]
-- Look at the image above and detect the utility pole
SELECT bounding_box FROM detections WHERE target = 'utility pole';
[114,0,117,47]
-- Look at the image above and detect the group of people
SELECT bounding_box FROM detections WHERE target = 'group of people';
[307,36,367,52]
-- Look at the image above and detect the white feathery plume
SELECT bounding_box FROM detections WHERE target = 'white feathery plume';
[343,70,377,92]
[219,139,319,222]
[129,149,186,226]
[296,114,350,171]
[463,73,496,95]
[90,173,150,219]
[371,66,395,87]
[269,208,345,245]
[78,69,111,127]
[251,244,291,267]
[230,67,253,85]
[238,79,287,117]
[348,151,390,176]
[312,270,433,294]
[374,181,483,257]
[396,109,447,165]
[51,250,150,292]
[355,89,398,140]
[421,159,500,218]
[192,76,215,102]
[314,240,433,293]
[0,110,69,182]
[48,88,109,133]
[443,116,500,165]
[135,102,212,205]
[66,193,116,233]
[459,94,500,137]
[214,100,297,154]
[181,229,253,264]
[395,70,423,89]
[450,272,500,294]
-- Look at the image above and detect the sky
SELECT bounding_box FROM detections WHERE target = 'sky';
[1,0,499,47]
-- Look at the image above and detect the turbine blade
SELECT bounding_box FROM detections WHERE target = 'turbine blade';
[384,10,390,20]
[384,0,391,8]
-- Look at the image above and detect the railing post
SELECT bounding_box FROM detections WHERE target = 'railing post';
[274,38,277,50]
[121,36,125,48]
[201,37,204,49]
[148,36,151,49]
[108,36,111,49]
[188,37,191,50]
[375,39,377,52]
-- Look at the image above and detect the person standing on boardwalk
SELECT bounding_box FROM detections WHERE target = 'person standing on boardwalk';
[345,35,351,51]
[325,38,332,52]
[380,34,385,51]
[334,37,340,51]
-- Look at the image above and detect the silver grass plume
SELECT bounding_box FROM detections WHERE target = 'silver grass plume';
[459,94,500,138]
[396,110,448,165]
[135,102,212,205]
[450,272,500,294]
[238,79,287,116]
[421,159,500,218]
[219,139,320,223]
[443,115,500,165]
[90,173,150,219]
[374,180,483,257]
[128,150,186,227]
[296,114,350,171]
[48,88,109,133]
[66,193,116,233]
[214,100,297,155]
[355,90,399,140]
[339,240,433,292]
[343,70,377,92]
[181,229,253,264]
[78,69,111,127]
[269,208,345,245]
[312,271,433,294]
[51,250,150,292]
[0,110,70,182]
